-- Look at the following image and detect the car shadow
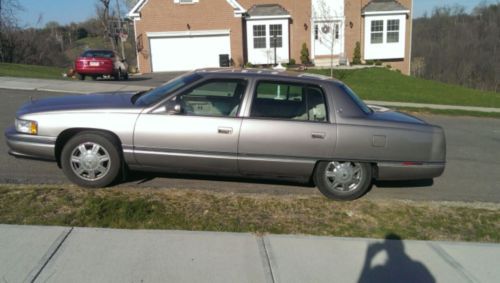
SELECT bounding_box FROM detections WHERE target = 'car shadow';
[358,233,436,283]
[373,179,434,188]
[121,170,315,188]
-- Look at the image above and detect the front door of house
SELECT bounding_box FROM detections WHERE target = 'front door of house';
[314,21,342,56]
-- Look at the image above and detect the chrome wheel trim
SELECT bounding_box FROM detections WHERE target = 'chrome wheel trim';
[70,142,111,181]
[324,161,363,192]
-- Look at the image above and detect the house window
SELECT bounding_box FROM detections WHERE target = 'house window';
[253,25,266,49]
[178,0,195,3]
[270,24,283,48]
[370,20,383,44]
[387,19,400,43]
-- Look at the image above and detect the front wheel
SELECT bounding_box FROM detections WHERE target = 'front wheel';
[313,161,372,200]
[61,132,121,188]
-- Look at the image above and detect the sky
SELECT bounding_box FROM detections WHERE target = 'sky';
[16,0,500,27]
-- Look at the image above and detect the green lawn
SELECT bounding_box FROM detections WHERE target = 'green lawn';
[308,68,500,108]
[0,63,66,80]
[1,185,499,243]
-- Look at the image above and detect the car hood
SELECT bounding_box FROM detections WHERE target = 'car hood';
[17,91,140,116]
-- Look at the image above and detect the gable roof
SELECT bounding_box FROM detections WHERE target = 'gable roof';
[247,4,290,17]
[362,0,409,14]
[127,0,246,18]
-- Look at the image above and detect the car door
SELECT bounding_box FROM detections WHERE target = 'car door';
[133,78,247,174]
[238,80,336,179]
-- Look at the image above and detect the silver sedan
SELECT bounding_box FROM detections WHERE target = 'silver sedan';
[4,69,446,200]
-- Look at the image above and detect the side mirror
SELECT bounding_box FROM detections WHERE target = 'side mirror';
[167,104,183,115]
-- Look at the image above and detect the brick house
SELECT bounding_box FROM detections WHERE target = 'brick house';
[128,0,412,74]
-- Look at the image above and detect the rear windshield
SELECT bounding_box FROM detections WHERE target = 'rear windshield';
[339,84,373,115]
[135,73,202,106]
[81,50,114,58]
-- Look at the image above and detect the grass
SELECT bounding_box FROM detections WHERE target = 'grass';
[307,68,500,108]
[1,184,499,243]
[395,107,500,119]
[0,63,66,80]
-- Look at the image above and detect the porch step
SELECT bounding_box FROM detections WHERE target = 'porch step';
[313,57,340,68]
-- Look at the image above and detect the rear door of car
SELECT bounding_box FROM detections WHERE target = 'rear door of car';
[133,78,248,174]
[238,79,337,179]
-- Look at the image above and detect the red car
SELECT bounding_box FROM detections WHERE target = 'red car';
[74,50,129,81]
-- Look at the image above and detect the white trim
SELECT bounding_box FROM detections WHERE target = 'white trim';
[246,15,292,20]
[147,29,231,38]
[128,0,149,18]
[226,0,246,15]
[362,10,410,16]
[408,0,413,74]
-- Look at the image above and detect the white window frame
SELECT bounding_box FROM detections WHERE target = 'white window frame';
[253,25,267,49]
[270,24,283,48]
[387,19,400,43]
[370,20,384,44]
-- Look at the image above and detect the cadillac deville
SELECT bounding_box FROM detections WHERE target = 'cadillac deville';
[4,69,446,200]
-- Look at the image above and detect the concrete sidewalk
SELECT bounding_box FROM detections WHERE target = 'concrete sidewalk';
[1,224,499,283]
[1,76,500,113]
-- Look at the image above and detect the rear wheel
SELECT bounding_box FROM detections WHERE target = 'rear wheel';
[61,132,121,188]
[78,74,85,80]
[313,161,372,200]
[114,69,123,81]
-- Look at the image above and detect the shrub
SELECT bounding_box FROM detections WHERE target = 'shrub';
[289,58,296,65]
[244,62,254,68]
[375,60,383,66]
[352,42,361,65]
[365,60,374,65]
[386,64,392,69]
[300,43,310,64]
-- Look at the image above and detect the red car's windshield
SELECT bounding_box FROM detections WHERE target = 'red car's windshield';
[81,50,114,58]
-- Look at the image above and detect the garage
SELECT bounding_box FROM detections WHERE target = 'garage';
[148,30,231,72]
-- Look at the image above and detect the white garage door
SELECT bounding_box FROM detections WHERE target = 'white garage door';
[149,30,231,72]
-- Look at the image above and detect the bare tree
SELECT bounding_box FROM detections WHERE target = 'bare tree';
[0,0,22,62]
[96,0,117,51]
[412,3,500,92]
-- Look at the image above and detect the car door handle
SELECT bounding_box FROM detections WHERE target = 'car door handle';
[311,132,326,139]
[218,127,233,134]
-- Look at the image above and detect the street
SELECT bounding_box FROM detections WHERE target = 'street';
[1,88,499,202]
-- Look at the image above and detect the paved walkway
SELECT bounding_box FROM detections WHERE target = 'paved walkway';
[1,76,499,113]
[0,224,499,283]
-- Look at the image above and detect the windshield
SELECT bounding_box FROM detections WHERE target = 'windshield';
[339,84,373,115]
[135,73,202,106]
[81,50,114,58]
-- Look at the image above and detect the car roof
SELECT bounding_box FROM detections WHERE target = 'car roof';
[194,68,344,85]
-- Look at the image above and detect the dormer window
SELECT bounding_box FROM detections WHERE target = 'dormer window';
[174,0,198,4]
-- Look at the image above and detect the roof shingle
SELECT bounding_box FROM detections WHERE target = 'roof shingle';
[247,4,290,17]
[363,0,409,13]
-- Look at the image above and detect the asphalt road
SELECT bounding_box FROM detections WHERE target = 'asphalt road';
[1,88,499,202]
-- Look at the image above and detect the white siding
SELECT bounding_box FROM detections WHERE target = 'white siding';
[246,19,290,65]
[364,14,406,60]
[312,0,344,19]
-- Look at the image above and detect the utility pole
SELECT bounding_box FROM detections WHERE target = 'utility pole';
[115,0,126,60]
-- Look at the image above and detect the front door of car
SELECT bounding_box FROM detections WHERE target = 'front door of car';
[133,79,247,174]
[238,80,336,179]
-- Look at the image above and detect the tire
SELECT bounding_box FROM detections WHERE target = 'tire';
[91,76,98,81]
[61,131,122,188]
[78,74,85,80]
[115,69,123,81]
[313,161,372,200]
[123,72,129,80]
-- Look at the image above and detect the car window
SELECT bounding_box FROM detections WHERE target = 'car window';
[81,50,114,58]
[170,79,247,117]
[339,84,372,115]
[135,73,202,106]
[250,81,328,122]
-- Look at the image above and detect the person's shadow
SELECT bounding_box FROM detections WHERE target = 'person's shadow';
[358,233,435,283]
